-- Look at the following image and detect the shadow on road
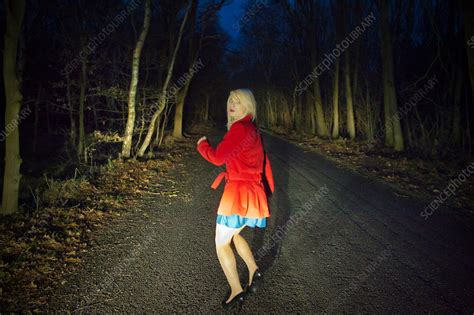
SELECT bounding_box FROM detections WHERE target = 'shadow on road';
[251,130,291,273]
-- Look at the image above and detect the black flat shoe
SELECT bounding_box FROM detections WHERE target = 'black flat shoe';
[247,269,263,294]
[222,290,246,310]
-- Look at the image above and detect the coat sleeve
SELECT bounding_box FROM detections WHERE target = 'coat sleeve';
[196,123,245,166]
[264,152,275,194]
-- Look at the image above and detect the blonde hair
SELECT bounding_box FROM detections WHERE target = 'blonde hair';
[226,89,257,130]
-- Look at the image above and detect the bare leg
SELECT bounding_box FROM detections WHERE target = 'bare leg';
[216,226,245,303]
[233,232,259,286]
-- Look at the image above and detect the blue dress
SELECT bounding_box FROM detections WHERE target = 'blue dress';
[216,213,266,229]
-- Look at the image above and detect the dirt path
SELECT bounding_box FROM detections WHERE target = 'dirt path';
[48,129,474,313]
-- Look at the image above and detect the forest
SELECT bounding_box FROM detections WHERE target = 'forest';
[0,0,473,312]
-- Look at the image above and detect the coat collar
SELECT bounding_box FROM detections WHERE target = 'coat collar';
[236,113,252,123]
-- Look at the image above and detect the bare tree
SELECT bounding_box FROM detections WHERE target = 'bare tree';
[1,0,26,215]
[137,0,192,157]
[377,0,404,151]
[121,0,152,158]
[305,0,330,137]
[331,0,342,139]
[460,1,474,107]
[343,1,356,140]
[172,0,226,138]
[77,34,87,160]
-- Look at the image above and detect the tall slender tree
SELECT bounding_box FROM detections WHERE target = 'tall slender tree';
[378,0,404,151]
[137,0,191,157]
[121,0,152,158]
[461,1,474,106]
[1,0,26,215]
[331,0,342,139]
[344,3,356,140]
[172,0,199,139]
[77,34,87,160]
[172,0,226,138]
[307,1,329,137]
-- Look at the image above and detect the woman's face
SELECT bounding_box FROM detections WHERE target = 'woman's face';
[229,95,247,119]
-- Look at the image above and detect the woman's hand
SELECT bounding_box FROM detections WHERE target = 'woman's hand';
[197,136,207,146]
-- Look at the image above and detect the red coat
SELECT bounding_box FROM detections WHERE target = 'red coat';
[197,114,274,218]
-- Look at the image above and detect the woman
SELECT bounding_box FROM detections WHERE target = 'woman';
[196,89,275,309]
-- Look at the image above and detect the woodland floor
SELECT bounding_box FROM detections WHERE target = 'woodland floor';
[1,123,473,313]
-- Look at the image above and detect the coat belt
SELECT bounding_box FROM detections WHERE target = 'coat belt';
[211,171,262,189]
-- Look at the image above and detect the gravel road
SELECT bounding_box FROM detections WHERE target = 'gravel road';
[48,129,474,314]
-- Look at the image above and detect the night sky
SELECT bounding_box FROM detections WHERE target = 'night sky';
[217,0,246,42]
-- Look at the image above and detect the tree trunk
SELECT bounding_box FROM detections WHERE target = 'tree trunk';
[172,0,199,139]
[453,67,462,145]
[365,88,376,141]
[135,112,145,153]
[295,92,302,130]
[137,1,191,156]
[77,59,86,160]
[345,51,356,139]
[66,72,76,149]
[121,0,151,158]
[33,85,42,155]
[303,91,314,133]
[378,0,404,151]
[204,94,210,121]
[313,78,329,137]
[92,103,98,131]
[267,89,277,127]
[172,81,191,138]
[158,113,167,148]
[159,104,172,149]
[462,1,474,105]
[331,59,340,139]
[1,0,25,216]
[137,99,163,157]
[154,114,162,145]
